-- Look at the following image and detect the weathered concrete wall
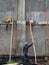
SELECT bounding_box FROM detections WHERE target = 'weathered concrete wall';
[0,25,49,55]
[26,25,49,55]
[16,0,26,55]
[0,0,17,21]
[25,0,49,21]
[0,0,49,56]
[0,24,17,55]
[0,0,49,21]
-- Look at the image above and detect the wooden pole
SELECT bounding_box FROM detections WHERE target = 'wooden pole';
[9,8,14,61]
[29,21,37,64]
[28,0,37,64]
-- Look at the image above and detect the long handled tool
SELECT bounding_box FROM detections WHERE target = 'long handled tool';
[29,21,37,64]
[9,8,14,61]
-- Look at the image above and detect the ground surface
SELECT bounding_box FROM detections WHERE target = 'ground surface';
[0,55,48,65]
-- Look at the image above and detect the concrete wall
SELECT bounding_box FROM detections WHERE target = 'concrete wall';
[0,0,49,56]
[0,24,17,54]
[25,0,49,21]
[0,0,49,21]
[0,0,17,21]
[26,25,49,55]
[0,24,49,55]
